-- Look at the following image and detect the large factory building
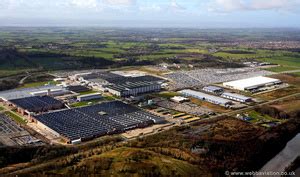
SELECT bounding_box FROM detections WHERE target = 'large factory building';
[223,76,282,91]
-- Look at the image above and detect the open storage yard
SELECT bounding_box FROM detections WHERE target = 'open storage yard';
[166,68,273,90]
[0,113,42,146]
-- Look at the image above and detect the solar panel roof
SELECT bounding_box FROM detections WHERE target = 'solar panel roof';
[9,96,64,112]
[35,101,163,141]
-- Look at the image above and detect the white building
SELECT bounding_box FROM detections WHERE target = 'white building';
[30,89,70,97]
[179,89,232,107]
[202,86,224,95]
[77,93,102,102]
[105,81,161,97]
[171,96,189,103]
[223,76,281,91]
[221,92,252,103]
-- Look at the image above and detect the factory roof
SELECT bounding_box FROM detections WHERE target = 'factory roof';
[221,92,252,101]
[84,72,164,85]
[9,96,63,112]
[66,85,90,93]
[0,85,64,101]
[106,81,159,92]
[179,89,231,105]
[223,76,281,90]
[77,93,102,99]
[203,86,224,91]
[34,101,164,141]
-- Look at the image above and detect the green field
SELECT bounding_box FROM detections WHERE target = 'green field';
[265,66,299,72]
[259,55,300,69]
[247,111,284,124]
[5,111,27,124]
[49,147,206,176]
[18,81,59,89]
[292,72,300,77]
[71,99,103,108]
[213,49,273,60]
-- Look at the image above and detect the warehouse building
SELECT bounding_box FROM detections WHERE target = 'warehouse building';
[33,101,165,144]
[79,71,165,86]
[202,86,224,95]
[179,89,232,107]
[171,96,189,103]
[76,72,165,90]
[77,93,102,102]
[66,85,90,93]
[105,81,161,97]
[30,89,70,97]
[221,92,252,103]
[223,76,282,91]
[0,85,66,101]
[7,96,65,116]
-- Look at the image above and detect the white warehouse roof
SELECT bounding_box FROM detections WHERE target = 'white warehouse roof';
[77,93,102,99]
[179,89,231,105]
[221,92,251,101]
[223,76,281,91]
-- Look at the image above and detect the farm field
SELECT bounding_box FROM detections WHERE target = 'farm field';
[1,28,300,80]
[259,56,300,70]
[0,28,300,176]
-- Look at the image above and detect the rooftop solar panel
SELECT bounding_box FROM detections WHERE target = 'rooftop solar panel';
[34,101,163,141]
[9,96,64,112]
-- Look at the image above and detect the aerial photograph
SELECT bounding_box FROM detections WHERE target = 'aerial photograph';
[0,0,300,176]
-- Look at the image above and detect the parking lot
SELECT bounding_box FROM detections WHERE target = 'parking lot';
[166,67,274,90]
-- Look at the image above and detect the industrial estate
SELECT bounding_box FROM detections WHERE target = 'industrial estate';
[0,28,299,176]
[0,66,289,145]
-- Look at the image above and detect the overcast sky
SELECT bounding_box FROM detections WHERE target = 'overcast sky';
[0,0,300,27]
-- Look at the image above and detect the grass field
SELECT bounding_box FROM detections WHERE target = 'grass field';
[247,110,283,124]
[5,111,27,124]
[291,72,300,77]
[18,81,58,89]
[71,98,103,108]
[0,70,28,78]
[265,66,299,72]
[213,49,272,60]
[53,147,205,176]
[259,55,300,69]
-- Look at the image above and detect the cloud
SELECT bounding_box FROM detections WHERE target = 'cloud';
[212,0,246,11]
[70,0,99,9]
[169,0,185,12]
[208,0,300,13]
[250,0,300,11]
[139,4,162,12]
[0,0,136,10]
[103,0,136,6]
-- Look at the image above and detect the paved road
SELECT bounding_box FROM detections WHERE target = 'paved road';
[19,73,31,85]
